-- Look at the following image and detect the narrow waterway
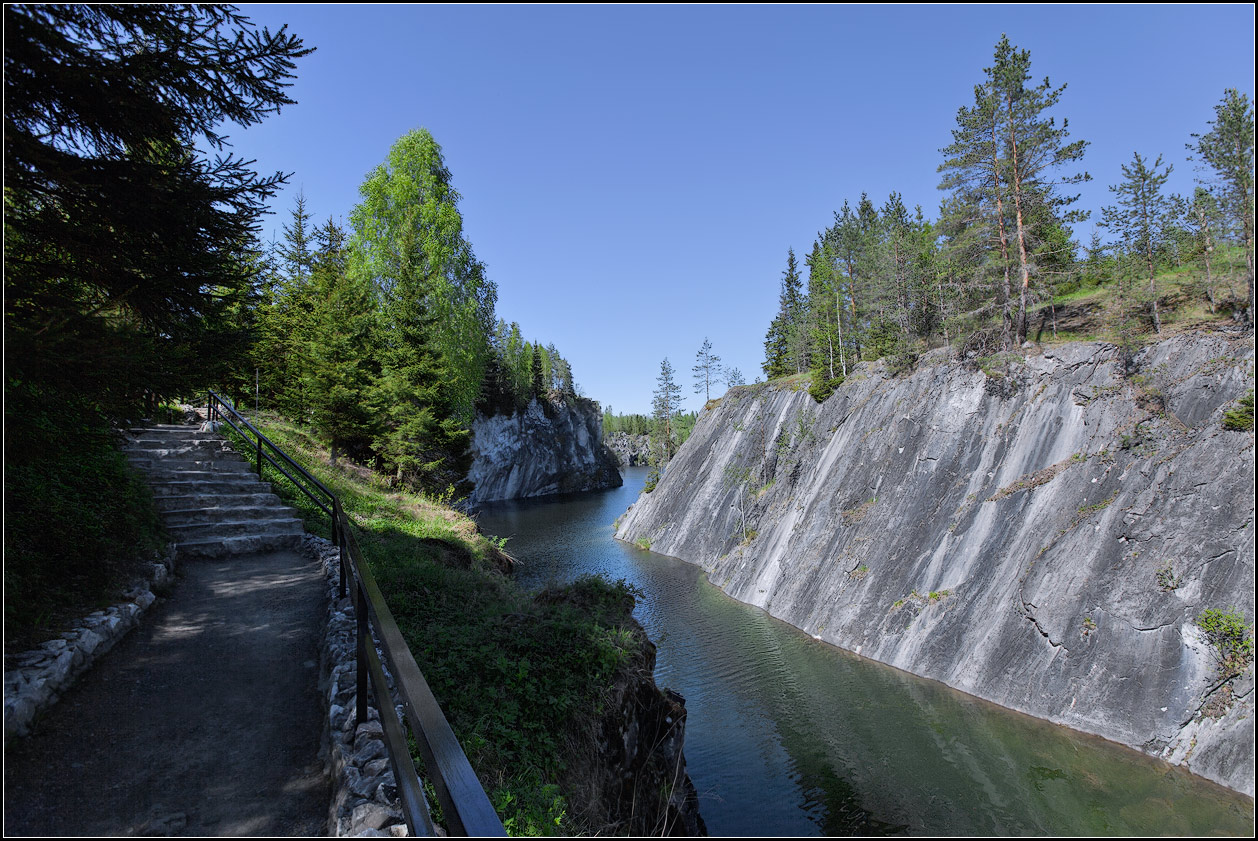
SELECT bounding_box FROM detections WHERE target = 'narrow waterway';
[475,466,1254,836]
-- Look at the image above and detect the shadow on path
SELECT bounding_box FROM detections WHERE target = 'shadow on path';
[4,550,329,836]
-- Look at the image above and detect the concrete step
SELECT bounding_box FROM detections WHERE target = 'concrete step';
[154,492,285,512]
[127,454,251,472]
[128,421,310,559]
[162,504,301,527]
[148,477,274,496]
[166,517,304,542]
[137,467,258,484]
[176,532,305,558]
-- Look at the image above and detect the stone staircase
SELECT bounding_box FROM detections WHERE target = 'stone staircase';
[125,423,306,557]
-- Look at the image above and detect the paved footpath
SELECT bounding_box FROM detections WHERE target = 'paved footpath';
[4,549,329,836]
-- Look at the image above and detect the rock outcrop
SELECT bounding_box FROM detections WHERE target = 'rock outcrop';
[468,397,621,505]
[615,330,1256,796]
[606,431,653,467]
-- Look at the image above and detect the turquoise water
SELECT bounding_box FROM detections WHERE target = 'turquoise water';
[475,467,1255,835]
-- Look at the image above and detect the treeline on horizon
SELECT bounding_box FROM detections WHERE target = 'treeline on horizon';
[760,35,1254,403]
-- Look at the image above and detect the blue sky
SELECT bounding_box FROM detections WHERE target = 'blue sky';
[226,4,1254,414]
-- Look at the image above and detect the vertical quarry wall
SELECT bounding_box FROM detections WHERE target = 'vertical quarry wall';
[615,331,1255,796]
[468,397,621,505]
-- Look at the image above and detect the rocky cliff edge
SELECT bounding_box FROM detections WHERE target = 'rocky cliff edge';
[469,397,622,506]
[616,330,1256,796]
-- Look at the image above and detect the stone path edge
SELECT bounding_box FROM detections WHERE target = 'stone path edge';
[3,535,423,838]
[305,532,415,838]
[4,548,177,744]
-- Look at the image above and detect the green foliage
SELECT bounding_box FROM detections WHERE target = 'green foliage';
[239,413,649,834]
[4,5,312,416]
[1188,89,1254,323]
[4,388,165,638]
[809,368,845,403]
[1155,563,1182,592]
[344,128,498,494]
[1197,608,1255,677]
[1222,390,1255,431]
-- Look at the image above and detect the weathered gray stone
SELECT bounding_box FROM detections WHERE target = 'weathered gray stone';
[616,330,1255,796]
[468,396,621,504]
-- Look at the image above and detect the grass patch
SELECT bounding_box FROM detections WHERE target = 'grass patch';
[1222,390,1254,432]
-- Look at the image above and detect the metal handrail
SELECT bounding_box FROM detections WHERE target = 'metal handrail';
[205,391,505,837]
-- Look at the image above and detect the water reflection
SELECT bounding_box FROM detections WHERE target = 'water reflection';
[475,467,1253,836]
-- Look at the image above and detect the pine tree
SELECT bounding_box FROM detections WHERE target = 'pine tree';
[1101,152,1176,333]
[1188,89,1255,323]
[939,35,1088,347]
[693,338,723,401]
[1187,187,1224,312]
[651,358,683,469]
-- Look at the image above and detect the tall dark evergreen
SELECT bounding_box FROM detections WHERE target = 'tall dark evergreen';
[303,221,379,464]
[763,248,807,378]
[531,345,545,398]
[4,5,312,411]
[4,5,311,625]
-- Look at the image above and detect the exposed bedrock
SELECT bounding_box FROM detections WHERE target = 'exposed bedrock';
[615,330,1256,796]
[469,397,622,505]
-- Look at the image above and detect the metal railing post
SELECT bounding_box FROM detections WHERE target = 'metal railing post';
[356,581,369,726]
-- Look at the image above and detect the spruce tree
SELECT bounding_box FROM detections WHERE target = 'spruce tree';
[4,5,312,413]
[763,249,807,378]
[304,225,379,464]
[531,345,545,398]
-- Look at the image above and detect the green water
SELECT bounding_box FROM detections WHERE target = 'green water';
[476,467,1255,835]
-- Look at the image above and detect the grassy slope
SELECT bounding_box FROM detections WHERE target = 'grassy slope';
[234,414,646,836]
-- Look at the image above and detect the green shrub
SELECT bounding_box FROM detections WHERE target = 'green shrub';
[809,368,844,403]
[1222,390,1254,431]
[1197,607,1255,677]
[4,386,165,640]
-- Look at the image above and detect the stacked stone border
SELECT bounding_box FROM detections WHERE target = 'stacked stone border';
[303,533,417,838]
[4,549,176,743]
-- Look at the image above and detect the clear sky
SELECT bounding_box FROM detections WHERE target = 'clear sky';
[224,4,1254,415]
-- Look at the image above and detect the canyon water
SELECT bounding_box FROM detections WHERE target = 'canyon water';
[474,466,1254,835]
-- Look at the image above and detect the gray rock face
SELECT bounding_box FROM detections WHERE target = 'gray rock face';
[468,397,622,505]
[615,331,1256,796]
[606,431,653,467]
